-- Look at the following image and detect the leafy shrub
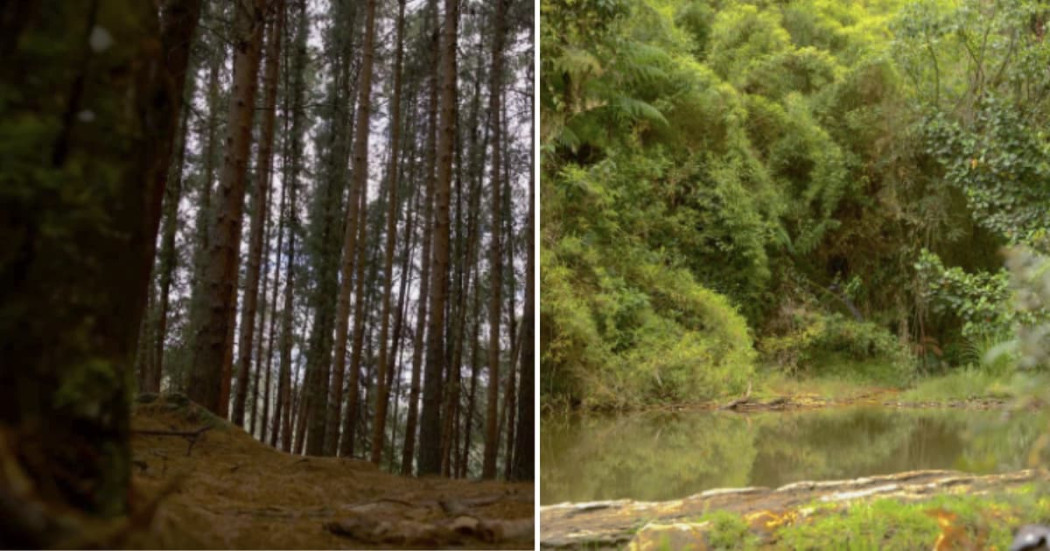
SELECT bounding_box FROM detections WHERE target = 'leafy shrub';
[543,241,756,409]
[760,310,914,384]
[915,249,1014,339]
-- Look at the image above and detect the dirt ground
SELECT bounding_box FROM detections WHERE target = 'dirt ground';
[127,395,534,549]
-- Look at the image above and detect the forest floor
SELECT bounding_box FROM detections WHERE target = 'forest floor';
[126,394,534,549]
[540,469,1050,549]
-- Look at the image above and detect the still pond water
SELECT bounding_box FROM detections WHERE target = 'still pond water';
[541,406,1048,505]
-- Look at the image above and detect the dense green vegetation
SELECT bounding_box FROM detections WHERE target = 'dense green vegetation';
[540,0,1050,409]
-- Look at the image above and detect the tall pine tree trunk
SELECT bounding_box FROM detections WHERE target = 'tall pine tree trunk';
[461,262,484,476]
[251,192,273,436]
[275,0,308,451]
[401,0,440,475]
[338,161,372,456]
[512,49,535,481]
[370,0,408,465]
[458,38,491,478]
[441,117,469,477]
[304,0,356,456]
[152,66,197,393]
[235,0,284,426]
[387,155,421,464]
[417,0,460,476]
[501,105,518,479]
[187,0,267,415]
[262,124,289,440]
[329,0,379,457]
[482,0,508,480]
[190,25,225,333]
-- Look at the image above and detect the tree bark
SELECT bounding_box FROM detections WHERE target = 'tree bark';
[304,0,357,456]
[482,0,508,480]
[260,188,283,440]
[190,27,225,335]
[260,97,290,440]
[458,38,491,478]
[441,108,469,477]
[275,0,308,452]
[328,0,379,457]
[250,201,271,436]
[235,0,284,427]
[461,262,484,477]
[387,161,421,465]
[152,65,197,393]
[512,47,534,481]
[417,0,459,476]
[501,103,518,480]
[369,0,408,465]
[401,0,440,476]
[187,0,268,415]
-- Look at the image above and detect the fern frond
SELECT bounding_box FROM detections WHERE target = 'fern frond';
[553,47,603,80]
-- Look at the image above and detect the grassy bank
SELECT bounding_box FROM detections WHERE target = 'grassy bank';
[684,488,1050,550]
[753,367,1049,408]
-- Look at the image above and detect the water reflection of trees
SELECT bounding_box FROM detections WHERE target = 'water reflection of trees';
[541,408,1048,504]
[541,412,757,503]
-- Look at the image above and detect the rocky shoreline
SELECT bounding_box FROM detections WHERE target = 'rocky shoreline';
[540,469,1048,549]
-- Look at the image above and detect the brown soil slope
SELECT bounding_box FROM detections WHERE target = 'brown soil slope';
[129,394,534,549]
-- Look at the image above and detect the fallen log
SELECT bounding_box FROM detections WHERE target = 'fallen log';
[132,425,212,456]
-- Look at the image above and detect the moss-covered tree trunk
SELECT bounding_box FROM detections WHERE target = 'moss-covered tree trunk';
[0,0,180,540]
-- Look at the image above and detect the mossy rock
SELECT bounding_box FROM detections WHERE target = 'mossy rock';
[183,403,227,429]
[161,392,190,408]
[133,392,229,431]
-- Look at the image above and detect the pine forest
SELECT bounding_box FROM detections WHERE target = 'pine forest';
[0,0,535,547]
